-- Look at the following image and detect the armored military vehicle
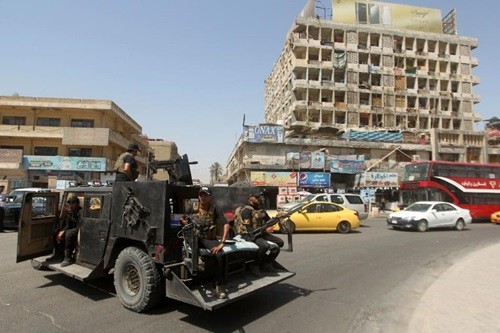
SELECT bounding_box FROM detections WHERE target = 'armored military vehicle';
[16,155,294,312]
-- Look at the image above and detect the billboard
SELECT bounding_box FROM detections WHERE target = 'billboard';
[250,171,297,187]
[286,151,325,169]
[355,172,399,187]
[244,125,284,143]
[330,155,365,174]
[23,156,107,172]
[332,0,443,33]
[298,172,331,188]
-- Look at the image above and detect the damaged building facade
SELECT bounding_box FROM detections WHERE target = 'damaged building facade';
[227,0,498,193]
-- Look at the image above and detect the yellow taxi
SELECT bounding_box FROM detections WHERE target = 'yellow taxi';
[272,201,360,234]
[491,211,500,224]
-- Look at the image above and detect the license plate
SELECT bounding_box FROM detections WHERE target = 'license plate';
[391,219,397,224]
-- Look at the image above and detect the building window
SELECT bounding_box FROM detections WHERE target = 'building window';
[34,147,58,156]
[37,117,61,127]
[2,116,27,125]
[0,145,24,150]
[68,148,92,157]
[71,119,94,128]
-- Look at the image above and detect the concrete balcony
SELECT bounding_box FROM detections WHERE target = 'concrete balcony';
[0,125,64,139]
[292,58,308,67]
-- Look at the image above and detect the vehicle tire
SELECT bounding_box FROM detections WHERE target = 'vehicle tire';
[280,220,296,234]
[114,247,163,313]
[337,221,351,234]
[31,259,50,271]
[455,218,465,231]
[417,220,428,232]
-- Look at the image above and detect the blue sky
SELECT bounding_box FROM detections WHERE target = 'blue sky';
[1,1,498,182]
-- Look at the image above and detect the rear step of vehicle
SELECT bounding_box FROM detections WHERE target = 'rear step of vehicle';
[166,269,295,310]
[32,256,94,281]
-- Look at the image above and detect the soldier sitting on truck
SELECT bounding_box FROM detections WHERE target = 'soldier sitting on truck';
[48,196,82,267]
[236,193,284,276]
[181,187,230,299]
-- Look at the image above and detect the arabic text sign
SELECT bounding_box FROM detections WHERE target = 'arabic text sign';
[357,172,399,187]
[449,177,500,190]
[23,156,107,172]
[298,172,331,188]
[330,159,365,174]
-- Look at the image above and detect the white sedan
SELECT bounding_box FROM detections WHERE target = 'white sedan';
[387,201,472,232]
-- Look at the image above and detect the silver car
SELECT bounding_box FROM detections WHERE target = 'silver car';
[387,201,472,232]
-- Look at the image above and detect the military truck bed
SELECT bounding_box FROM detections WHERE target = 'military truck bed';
[32,256,94,281]
[166,269,295,310]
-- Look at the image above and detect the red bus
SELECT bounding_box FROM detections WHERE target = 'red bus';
[399,161,500,221]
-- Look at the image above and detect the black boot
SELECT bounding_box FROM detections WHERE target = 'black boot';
[61,249,74,267]
[46,247,64,262]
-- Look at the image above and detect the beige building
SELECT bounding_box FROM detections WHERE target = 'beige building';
[227,1,498,188]
[0,96,149,191]
[147,139,180,180]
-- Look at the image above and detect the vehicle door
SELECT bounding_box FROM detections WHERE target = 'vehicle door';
[440,203,460,226]
[319,203,344,230]
[17,192,60,263]
[294,203,321,230]
[77,193,112,266]
[432,204,449,227]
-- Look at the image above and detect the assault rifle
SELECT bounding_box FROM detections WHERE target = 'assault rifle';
[251,203,306,252]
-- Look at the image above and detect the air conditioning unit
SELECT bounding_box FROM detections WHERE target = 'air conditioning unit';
[412,155,421,161]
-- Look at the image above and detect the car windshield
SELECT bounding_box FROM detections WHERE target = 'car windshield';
[404,203,432,212]
[299,195,316,203]
[8,190,27,203]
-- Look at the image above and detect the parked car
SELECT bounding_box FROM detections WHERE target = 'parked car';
[491,211,500,224]
[274,201,360,234]
[387,201,472,232]
[280,193,369,220]
[3,188,51,229]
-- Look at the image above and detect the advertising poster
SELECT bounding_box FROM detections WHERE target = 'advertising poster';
[298,172,331,188]
[250,171,297,186]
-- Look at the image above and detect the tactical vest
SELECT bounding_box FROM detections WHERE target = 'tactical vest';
[193,205,218,240]
[235,205,267,235]
[114,152,139,180]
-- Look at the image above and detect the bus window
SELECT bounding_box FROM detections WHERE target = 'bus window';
[403,163,430,181]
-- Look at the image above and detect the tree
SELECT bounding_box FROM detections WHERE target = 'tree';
[209,162,223,185]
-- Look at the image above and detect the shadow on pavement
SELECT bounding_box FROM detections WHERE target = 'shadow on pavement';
[37,273,116,302]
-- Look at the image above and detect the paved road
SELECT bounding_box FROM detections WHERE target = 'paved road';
[1,217,499,332]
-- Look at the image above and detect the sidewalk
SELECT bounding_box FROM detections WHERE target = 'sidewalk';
[407,242,500,332]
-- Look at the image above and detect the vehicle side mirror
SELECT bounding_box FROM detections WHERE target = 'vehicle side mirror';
[430,209,437,213]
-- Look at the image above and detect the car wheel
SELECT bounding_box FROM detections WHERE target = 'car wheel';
[280,220,296,234]
[114,247,163,312]
[455,218,465,231]
[417,220,428,232]
[337,221,351,234]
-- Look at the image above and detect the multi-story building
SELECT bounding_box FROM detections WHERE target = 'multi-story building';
[227,0,496,193]
[0,96,149,190]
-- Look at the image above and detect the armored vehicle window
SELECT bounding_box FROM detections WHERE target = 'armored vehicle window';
[84,195,103,219]
[32,196,57,218]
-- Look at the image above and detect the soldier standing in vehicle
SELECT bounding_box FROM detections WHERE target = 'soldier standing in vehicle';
[181,187,230,299]
[58,196,82,267]
[237,193,284,275]
[114,143,140,181]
